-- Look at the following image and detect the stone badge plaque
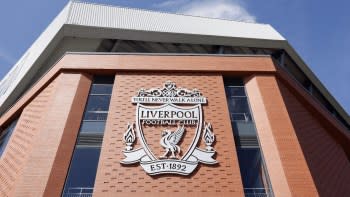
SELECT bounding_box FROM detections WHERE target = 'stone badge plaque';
[120,81,217,175]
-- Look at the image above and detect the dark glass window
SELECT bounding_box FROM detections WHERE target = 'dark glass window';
[237,148,268,188]
[84,95,111,112]
[225,86,246,96]
[83,112,108,121]
[226,85,252,122]
[0,119,18,157]
[62,76,114,197]
[90,84,113,95]
[79,121,106,134]
[227,97,252,122]
[225,78,272,197]
[64,147,101,191]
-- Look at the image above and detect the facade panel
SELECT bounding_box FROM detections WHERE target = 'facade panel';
[93,72,244,196]
[245,76,291,197]
[12,73,90,196]
[0,75,58,196]
[279,79,350,196]
[0,53,349,197]
[245,75,318,196]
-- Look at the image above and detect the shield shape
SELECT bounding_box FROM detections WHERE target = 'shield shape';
[121,81,217,175]
[135,103,203,161]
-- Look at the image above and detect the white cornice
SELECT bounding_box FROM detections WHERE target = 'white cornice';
[0,1,348,125]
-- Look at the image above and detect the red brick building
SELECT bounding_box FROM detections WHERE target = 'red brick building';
[0,2,349,197]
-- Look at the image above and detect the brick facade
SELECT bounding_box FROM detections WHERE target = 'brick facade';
[0,54,348,197]
[93,73,243,197]
[0,73,91,196]
[13,73,90,197]
[278,79,350,197]
[246,75,318,197]
[0,75,57,197]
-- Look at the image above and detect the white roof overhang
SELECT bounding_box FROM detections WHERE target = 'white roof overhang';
[0,1,348,125]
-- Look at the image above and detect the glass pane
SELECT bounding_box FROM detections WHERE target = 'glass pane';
[231,113,252,121]
[233,122,257,137]
[83,112,108,121]
[226,87,246,96]
[228,97,250,114]
[90,84,113,95]
[236,148,267,189]
[0,120,18,157]
[77,134,103,146]
[85,95,111,112]
[80,121,106,133]
[63,147,101,196]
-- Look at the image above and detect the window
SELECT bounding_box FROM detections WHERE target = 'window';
[79,76,114,134]
[63,147,101,195]
[225,78,273,197]
[0,119,18,157]
[62,76,114,197]
[237,148,269,186]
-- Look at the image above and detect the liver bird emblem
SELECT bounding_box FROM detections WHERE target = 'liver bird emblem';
[160,124,186,159]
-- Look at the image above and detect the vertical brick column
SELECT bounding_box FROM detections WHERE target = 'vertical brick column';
[0,75,58,197]
[93,73,244,197]
[43,73,92,196]
[13,73,92,196]
[245,75,318,197]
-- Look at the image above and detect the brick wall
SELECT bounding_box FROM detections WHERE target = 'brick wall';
[245,76,292,197]
[0,75,58,197]
[93,72,244,197]
[12,73,89,196]
[278,79,350,197]
[43,73,92,197]
[246,75,319,197]
[0,54,348,197]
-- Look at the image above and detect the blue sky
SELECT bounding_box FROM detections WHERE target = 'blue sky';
[0,0,349,114]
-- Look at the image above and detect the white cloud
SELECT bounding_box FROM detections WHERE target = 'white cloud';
[155,0,256,22]
[157,0,189,8]
[0,48,16,65]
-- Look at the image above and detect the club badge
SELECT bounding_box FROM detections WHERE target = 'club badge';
[120,81,217,175]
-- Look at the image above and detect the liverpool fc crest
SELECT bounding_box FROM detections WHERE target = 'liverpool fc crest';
[120,81,217,176]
